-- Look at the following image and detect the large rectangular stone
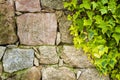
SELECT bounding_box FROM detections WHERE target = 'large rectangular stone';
[15,0,41,12]
[17,13,57,45]
[0,0,18,45]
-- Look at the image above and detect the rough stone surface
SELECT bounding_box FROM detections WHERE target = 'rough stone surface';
[0,63,2,76]
[17,13,57,45]
[42,67,76,80]
[38,46,59,64]
[41,0,64,9]
[15,0,41,12]
[0,0,18,45]
[61,46,93,68]
[0,46,6,60]
[56,11,73,44]
[34,57,39,66]
[21,67,41,80]
[78,68,110,80]
[3,48,34,73]
[0,0,5,3]
[56,32,61,45]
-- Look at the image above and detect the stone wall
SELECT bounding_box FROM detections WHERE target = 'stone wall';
[0,0,110,80]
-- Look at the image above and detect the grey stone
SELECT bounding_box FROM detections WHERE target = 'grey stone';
[78,68,110,80]
[42,67,76,80]
[61,46,93,68]
[56,11,73,44]
[0,0,18,45]
[21,67,41,80]
[17,13,57,45]
[56,32,61,45]
[41,0,64,9]
[38,46,59,64]
[0,46,6,60]
[15,0,41,12]
[3,48,34,73]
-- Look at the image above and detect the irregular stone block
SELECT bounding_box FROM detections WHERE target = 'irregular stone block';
[0,63,2,76]
[17,13,57,45]
[3,48,34,73]
[61,46,93,68]
[56,11,73,44]
[0,0,18,45]
[42,67,76,80]
[0,0,5,3]
[41,0,64,9]
[21,67,41,80]
[0,46,6,60]
[38,46,59,64]
[56,32,61,45]
[78,68,110,80]
[15,0,41,12]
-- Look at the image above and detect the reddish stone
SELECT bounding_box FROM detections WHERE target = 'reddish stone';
[17,13,57,45]
[15,0,41,12]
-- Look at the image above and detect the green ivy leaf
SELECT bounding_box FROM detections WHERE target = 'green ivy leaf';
[98,21,109,34]
[115,26,120,33]
[112,33,120,45]
[91,1,98,10]
[99,7,108,15]
[80,0,91,9]
[87,11,94,19]
[94,15,102,24]
[108,0,116,14]
[101,0,108,5]
[84,19,92,26]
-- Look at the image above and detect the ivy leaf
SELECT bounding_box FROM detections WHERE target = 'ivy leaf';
[87,11,94,19]
[84,19,92,26]
[98,21,109,34]
[115,26,120,33]
[88,30,94,40]
[112,33,120,45]
[100,7,108,15]
[101,0,108,5]
[91,1,98,10]
[80,0,91,9]
[75,19,84,31]
[108,0,116,14]
[94,15,102,24]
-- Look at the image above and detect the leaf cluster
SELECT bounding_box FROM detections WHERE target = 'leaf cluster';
[64,0,120,80]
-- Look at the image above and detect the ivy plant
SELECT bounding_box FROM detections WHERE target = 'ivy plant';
[64,0,120,80]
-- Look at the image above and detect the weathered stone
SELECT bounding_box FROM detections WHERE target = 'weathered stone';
[42,67,76,80]
[61,46,93,68]
[58,59,64,67]
[34,57,39,66]
[17,13,57,45]
[78,68,110,80]
[0,0,5,3]
[56,11,73,44]
[21,67,41,80]
[0,0,18,45]
[0,46,6,60]
[41,0,64,9]
[77,71,82,79]
[38,46,59,64]
[56,32,61,45]
[3,48,34,73]
[0,63,3,76]
[15,0,41,12]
